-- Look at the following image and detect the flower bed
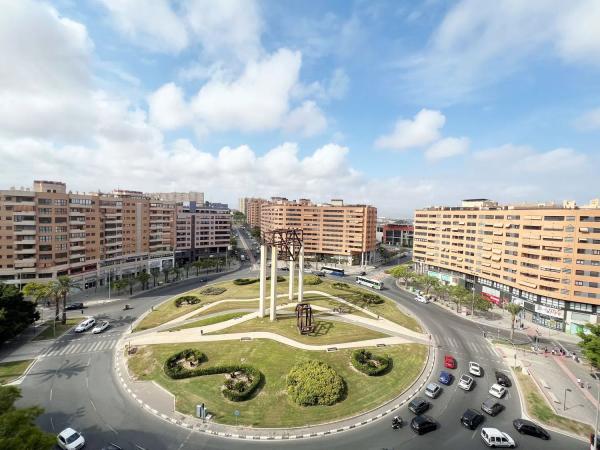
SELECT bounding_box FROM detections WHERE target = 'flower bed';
[174,295,201,308]
[351,349,391,376]
[200,286,227,295]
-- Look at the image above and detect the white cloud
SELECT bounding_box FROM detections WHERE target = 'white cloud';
[292,68,350,102]
[147,83,192,130]
[425,137,470,161]
[574,108,600,131]
[283,101,327,137]
[375,109,445,151]
[474,145,587,174]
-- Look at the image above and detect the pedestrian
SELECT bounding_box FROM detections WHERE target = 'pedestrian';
[81,308,84,315]
[577,377,582,387]
[200,329,203,336]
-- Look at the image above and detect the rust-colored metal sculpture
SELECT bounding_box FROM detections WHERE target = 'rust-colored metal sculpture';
[295,303,314,334]
[261,228,303,261]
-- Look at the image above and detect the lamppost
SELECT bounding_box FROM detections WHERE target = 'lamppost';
[563,387,572,411]
[471,285,476,316]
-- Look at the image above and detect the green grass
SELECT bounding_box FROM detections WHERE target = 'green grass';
[168,312,247,331]
[33,318,80,341]
[210,313,388,344]
[127,340,427,427]
[0,360,34,385]
[516,371,594,438]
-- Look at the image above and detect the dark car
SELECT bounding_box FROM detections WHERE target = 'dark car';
[461,408,484,430]
[481,398,504,416]
[410,415,437,435]
[495,370,512,387]
[513,419,550,440]
[408,397,430,415]
[65,302,84,311]
[439,370,453,385]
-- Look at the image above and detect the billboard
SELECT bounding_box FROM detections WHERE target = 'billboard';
[534,304,564,319]
[482,286,501,305]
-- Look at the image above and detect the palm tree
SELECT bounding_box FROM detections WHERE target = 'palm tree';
[506,303,523,340]
[137,271,151,290]
[23,281,58,321]
[54,276,81,324]
[192,261,202,276]
[173,267,182,281]
[162,267,170,284]
[150,267,160,287]
[126,276,136,295]
[184,262,191,279]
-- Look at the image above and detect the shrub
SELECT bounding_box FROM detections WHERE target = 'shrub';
[286,360,345,406]
[174,295,201,308]
[332,282,350,290]
[303,275,322,285]
[200,286,226,295]
[361,293,384,305]
[233,278,258,286]
[266,275,286,282]
[351,349,391,376]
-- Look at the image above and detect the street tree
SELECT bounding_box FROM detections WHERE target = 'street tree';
[578,324,600,368]
[416,275,439,295]
[506,303,523,340]
[150,267,160,287]
[192,261,202,276]
[162,267,170,284]
[54,276,81,324]
[23,281,58,320]
[1,284,39,344]
[388,265,415,286]
[126,276,136,295]
[136,271,150,290]
[449,285,470,313]
[473,293,493,314]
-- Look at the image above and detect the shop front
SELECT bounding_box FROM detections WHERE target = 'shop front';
[532,304,565,331]
[565,311,597,335]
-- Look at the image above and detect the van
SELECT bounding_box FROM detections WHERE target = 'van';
[480,428,516,448]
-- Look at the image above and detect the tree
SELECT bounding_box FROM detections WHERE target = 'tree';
[449,285,470,313]
[112,278,127,294]
[506,303,523,340]
[192,261,202,276]
[473,293,493,314]
[432,283,450,302]
[0,284,39,344]
[578,324,600,369]
[173,267,182,281]
[126,276,136,295]
[23,281,58,320]
[136,271,151,291]
[232,211,245,224]
[229,236,238,251]
[250,226,261,241]
[388,264,415,286]
[183,262,191,279]
[54,276,81,324]
[150,267,160,287]
[0,385,55,450]
[415,274,439,295]
[162,267,170,284]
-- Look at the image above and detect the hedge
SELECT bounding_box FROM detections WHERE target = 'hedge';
[286,360,345,406]
[174,295,201,308]
[164,349,262,401]
[332,282,350,290]
[200,286,226,295]
[361,293,384,305]
[351,349,391,376]
[303,274,322,285]
[233,278,258,285]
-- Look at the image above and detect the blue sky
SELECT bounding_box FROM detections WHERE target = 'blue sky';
[1,1,599,216]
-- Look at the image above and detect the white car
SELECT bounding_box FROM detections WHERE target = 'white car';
[74,318,95,333]
[57,427,85,450]
[424,382,442,398]
[489,383,507,399]
[459,374,475,391]
[92,320,110,334]
[415,295,429,303]
[480,427,516,448]
[469,361,482,377]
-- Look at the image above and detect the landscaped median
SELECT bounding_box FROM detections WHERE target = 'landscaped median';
[0,359,34,385]
[33,318,80,341]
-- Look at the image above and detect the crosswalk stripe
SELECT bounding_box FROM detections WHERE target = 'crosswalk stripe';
[90,342,101,352]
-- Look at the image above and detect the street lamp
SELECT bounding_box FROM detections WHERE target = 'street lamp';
[563,387,572,411]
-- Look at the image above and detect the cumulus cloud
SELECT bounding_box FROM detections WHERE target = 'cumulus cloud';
[147,83,192,130]
[574,107,600,131]
[283,101,328,137]
[474,144,587,173]
[375,109,445,151]
[425,137,470,161]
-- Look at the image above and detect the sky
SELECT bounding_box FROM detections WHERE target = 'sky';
[1,0,600,217]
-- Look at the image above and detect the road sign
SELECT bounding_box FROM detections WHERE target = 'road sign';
[234,410,240,416]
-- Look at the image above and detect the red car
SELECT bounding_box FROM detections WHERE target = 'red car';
[444,355,457,369]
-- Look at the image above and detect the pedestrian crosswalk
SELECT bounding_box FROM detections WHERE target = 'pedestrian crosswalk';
[435,336,500,361]
[42,337,118,358]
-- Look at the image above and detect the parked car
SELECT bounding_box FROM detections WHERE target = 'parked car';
[461,408,484,430]
[495,370,512,387]
[458,374,475,391]
[481,398,505,416]
[57,428,85,450]
[360,271,367,276]
[410,415,437,435]
[74,318,95,333]
[480,428,516,448]
[92,321,110,334]
[408,397,430,414]
[469,361,482,377]
[439,371,453,385]
[489,383,507,399]
[512,419,550,440]
[415,295,429,303]
[65,303,84,311]
[425,382,442,399]
[444,355,457,369]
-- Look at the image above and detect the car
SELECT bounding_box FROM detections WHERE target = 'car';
[469,361,482,377]
[415,295,429,303]
[74,318,95,333]
[360,271,367,276]
[92,320,110,334]
[65,302,84,311]
[408,397,430,414]
[480,427,516,448]
[481,398,505,416]
[495,370,512,387]
[512,419,550,440]
[458,374,475,391]
[439,370,453,385]
[461,408,485,430]
[410,415,437,435]
[57,427,85,450]
[424,382,442,399]
[444,354,457,369]
[489,383,507,399]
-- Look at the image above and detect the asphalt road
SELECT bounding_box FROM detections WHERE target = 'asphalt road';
[17,268,584,450]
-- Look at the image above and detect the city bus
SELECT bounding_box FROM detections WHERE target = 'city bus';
[355,276,384,290]
[321,266,345,277]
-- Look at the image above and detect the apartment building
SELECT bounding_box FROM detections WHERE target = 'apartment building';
[413,198,600,334]
[150,191,204,204]
[242,197,268,228]
[260,198,377,265]
[175,201,231,263]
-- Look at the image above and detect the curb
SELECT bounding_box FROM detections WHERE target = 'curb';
[4,358,39,386]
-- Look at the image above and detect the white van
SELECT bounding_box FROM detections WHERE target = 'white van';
[480,428,516,448]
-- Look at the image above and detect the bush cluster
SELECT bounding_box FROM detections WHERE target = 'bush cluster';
[332,282,350,290]
[233,278,258,286]
[266,275,286,282]
[164,349,262,402]
[351,349,391,376]
[200,286,226,295]
[361,293,384,305]
[286,360,345,406]
[302,275,322,285]
[174,295,201,308]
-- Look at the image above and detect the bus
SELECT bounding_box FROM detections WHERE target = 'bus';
[321,266,345,277]
[355,276,383,290]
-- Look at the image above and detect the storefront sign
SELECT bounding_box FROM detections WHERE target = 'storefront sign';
[511,297,524,306]
[534,304,564,319]
[482,286,501,305]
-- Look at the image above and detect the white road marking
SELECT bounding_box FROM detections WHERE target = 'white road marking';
[50,417,55,431]
[89,399,97,412]
[49,388,53,401]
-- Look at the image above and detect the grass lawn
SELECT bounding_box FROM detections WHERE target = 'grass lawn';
[128,340,427,427]
[210,313,388,345]
[168,312,248,332]
[33,318,80,341]
[516,371,593,438]
[0,360,34,385]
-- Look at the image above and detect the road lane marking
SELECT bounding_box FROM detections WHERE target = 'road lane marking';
[50,417,55,431]
[89,399,97,412]
[49,388,53,401]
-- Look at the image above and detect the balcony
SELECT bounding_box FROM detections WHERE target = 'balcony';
[70,245,85,251]
[14,229,36,236]
[16,238,36,245]
[14,258,36,268]
[12,210,36,216]
[69,210,85,216]
[14,220,36,226]
[3,200,35,206]
[69,236,85,243]
[15,248,36,255]
[69,220,86,226]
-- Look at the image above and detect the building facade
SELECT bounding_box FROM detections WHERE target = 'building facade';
[379,222,414,247]
[150,191,204,204]
[243,197,268,229]
[413,199,600,334]
[260,198,377,265]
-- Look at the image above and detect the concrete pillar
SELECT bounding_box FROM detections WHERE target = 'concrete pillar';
[270,246,278,321]
[259,244,267,317]
[298,246,304,303]
[288,246,295,302]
